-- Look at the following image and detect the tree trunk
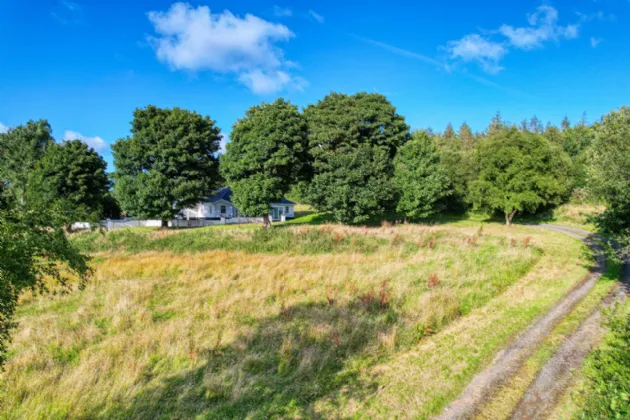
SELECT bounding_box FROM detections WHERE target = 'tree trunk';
[263,213,271,229]
[505,209,518,226]
[161,219,169,229]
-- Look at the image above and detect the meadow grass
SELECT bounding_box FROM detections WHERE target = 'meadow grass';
[0,222,588,419]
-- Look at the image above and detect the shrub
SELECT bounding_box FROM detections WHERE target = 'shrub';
[580,312,630,418]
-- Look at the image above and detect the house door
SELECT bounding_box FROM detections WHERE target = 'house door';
[270,207,280,221]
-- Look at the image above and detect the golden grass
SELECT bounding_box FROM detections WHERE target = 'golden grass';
[0,223,589,419]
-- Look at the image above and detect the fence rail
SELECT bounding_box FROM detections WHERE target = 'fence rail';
[72,217,266,231]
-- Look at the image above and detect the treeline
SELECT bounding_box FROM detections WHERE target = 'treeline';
[1,93,629,234]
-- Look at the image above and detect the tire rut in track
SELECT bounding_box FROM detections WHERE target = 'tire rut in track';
[510,227,630,420]
[437,225,606,420]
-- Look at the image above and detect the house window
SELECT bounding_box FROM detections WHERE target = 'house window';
[220,205,226,214]
[285,206,289,213]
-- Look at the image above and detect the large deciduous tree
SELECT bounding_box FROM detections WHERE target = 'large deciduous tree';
[112,106,222,227]
[393,131,451,218]
[27,140,110,224]
[303,92,410,224]
[0,206,90,365]
[220,99,308,228]
[0,120,54,205]
[469,127,572,225]
[590,107,630,233]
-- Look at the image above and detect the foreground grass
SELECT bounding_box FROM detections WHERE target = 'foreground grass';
[1,223,589,418]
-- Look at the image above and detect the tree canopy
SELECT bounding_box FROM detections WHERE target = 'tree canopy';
[112,106,222,226]
[220,99,308,227]
[303,92,410,223]
[590,106,630,232]
[0,120,54,205]
[393,132,451,218]
[469,127,572,225]
[0,205,90,365]
[27,140,109,223]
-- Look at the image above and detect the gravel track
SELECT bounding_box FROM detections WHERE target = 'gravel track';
[437,225,608,420]
[510,227,630,419]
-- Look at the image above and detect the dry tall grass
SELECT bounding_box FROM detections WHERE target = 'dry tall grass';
[0,223,588,419]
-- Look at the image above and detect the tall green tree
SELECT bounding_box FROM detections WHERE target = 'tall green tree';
[303,92,410,224]
[0,120,54,205]
[393,132,451,218]
[112,106,222,227]
[220,99,308,228]
[470,127,572,225]
[590,107,630,232]
[27,140,109,224]
[0,205,90,365]
[458,122,475,150]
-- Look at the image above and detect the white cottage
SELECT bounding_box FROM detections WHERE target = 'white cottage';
[181,187,295,222]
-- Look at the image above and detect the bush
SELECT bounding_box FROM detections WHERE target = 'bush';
[580,311,630,418]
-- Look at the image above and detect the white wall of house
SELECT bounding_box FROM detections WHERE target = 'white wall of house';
[181,201,294,220]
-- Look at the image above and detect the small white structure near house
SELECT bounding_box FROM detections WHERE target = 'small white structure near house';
[180,187,295,222]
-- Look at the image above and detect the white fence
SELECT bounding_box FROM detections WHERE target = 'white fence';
[72,217,266,231]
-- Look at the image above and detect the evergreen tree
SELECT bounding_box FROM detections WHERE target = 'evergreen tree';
[458,122,475,150]
[393,132,451,218]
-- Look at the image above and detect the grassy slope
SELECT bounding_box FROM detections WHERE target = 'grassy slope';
[0,222,589,419]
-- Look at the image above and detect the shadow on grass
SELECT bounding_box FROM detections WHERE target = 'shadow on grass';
[95,298,398,419]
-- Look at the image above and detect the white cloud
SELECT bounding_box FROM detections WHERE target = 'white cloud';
[218,134,228,154]
[590,37,603,48]
[272,6,292,17]
[499,5,579,50]
[446,5,580,73]
[308,9,324,23]
[0,122,8,134]
[63,130,108,152]
[447,34,506,74]
[238,69,306,94]
[147,2,304,94]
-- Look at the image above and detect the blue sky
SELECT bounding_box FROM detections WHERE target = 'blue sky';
[1,0,629,170]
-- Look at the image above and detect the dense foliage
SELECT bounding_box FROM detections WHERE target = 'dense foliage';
[221,99,308,227]
[303,92,410,223]
[0,205,91,365]
[469,127,572,225]
[393,131,451,218]
[580,312,630,418]
[0,120,54,205]
[590,107,630,234]
[112,105,222,226]
[27,140,109,223]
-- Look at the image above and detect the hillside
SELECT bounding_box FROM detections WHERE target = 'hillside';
[0,221,599,419]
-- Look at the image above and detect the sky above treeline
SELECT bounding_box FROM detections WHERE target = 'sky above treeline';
[1,0,629,170]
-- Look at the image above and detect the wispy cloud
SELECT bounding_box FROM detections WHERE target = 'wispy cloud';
[308,9,324,23]
[272,5,292,17]
[446,5,581,73]
[147,2,306,94]
[51,0,82,24]
[63,130,109,152]
[353,34,531,98]
[351,34,441,66]
[447,34,506,74]
[590,37,603,48]
[0,122,9,134]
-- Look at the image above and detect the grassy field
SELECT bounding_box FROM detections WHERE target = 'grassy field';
[0,220,592,419]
